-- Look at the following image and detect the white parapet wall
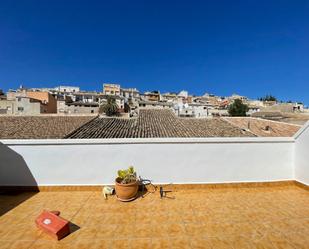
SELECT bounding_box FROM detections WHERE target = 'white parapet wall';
[0,137,295,186]
[294,121,309,185]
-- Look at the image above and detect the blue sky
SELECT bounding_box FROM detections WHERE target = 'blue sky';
[0,0,308,104]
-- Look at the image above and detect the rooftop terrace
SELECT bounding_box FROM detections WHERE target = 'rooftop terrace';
[1,183,308,249]
[0,113,308,248]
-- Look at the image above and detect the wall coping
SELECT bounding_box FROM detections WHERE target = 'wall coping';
[0,136,295,146]
[294,120,309,139]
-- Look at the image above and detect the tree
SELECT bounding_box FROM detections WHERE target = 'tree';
[124,102,130,113]
[259,94,277,102]
[228,99,249,117]
[99,96,119,116]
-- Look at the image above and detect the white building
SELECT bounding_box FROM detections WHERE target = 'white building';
[120,88,140,100]
[178,90,189,98]
[55,86,80,93]
[177,103,210,118]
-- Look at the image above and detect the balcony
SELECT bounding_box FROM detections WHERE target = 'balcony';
[0,121,309,248]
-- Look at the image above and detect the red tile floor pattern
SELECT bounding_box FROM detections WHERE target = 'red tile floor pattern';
[0,185,309,249]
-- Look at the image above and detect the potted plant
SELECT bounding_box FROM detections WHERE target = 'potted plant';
[115,166,139,201]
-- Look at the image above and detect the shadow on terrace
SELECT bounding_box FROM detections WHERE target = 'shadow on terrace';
[0,142,38,216]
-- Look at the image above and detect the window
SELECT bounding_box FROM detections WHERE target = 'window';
[17,98,21,102]
[91,110,94,113]
[18,107,24,111]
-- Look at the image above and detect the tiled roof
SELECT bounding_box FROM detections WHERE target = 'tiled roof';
[252,111,283,117]
[0,116,95,139]
[223,117,301,137]
[66,109,254,138]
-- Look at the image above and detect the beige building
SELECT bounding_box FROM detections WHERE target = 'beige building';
[143,91,161,102]
[103,84,120,96]
[1,92,42,115]
[57,100,99,114]
[262,103,305,113]
[138,100,174,110]
[15,97,43,115]
[5,89,57,115]
[0,99,15,114]
[26,91,57,113]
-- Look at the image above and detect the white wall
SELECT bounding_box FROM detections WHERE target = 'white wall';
[294,122,309,185]
[0,137,294,186]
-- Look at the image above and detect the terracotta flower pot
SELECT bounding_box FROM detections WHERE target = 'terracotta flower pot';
[115,177,139,201]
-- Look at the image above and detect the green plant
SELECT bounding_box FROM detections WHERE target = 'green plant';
[117,166,137,184]
[99,96,119,116]
[228,99,249,117]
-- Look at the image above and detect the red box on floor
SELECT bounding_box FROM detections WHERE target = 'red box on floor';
[35,210,70,240]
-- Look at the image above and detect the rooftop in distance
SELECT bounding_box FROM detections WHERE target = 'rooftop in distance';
[66,109,254,139]
[0,110,302,139]
[0,116,95,139]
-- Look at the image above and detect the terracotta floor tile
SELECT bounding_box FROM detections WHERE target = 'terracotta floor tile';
[169,237,192,249]
[29,240,58,249]
[184,223,207,237]
[9,240,35,249]
[164,223,186,237]
[168,213,184,223]
[190,237,213,249]
[270,240,295,249]
[282,232,309,249]
[93,239,112,249]
[151,238,170,249]
[91,228,113,240]
[134,224,154,238]
[114,225,135,238]
[130,238,152,249]
[76,227,98,240]
[152,223,171,238]
[182,212,199,223]
[1,185,308,249]
[20,227,42,240]
[1,229,25,241]
[0,240,13,249]
[73,239,98,249]
[151,214,170,225]
[208,237,233,249]
[110,239,131,249]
